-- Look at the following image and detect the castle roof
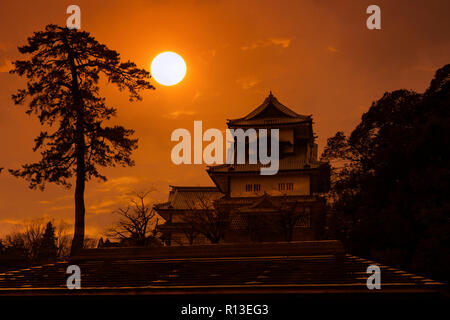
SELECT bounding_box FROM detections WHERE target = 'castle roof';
[153,186,223,213]
[227,92,311,127]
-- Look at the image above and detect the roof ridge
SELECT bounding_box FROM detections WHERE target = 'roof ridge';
[169,185,219,190]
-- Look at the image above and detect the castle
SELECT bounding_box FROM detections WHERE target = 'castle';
[154,93,330,245]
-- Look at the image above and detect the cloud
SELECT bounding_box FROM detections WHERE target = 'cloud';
[236,75,261,90]
[241,38,292,51]
[87,199,121,215]
[163,110,196,119]
[0,218,23,225]
[327,46,339,53]
[269,38,291,48]
[97,176,158,195]
[48,205,73,212]
[99,176,141,193]
[35,194,73,206]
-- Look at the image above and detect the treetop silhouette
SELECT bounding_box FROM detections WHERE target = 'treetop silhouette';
[321,64,450,282]
[9,24,154,253]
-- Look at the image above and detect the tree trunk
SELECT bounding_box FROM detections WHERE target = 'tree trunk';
[70,108,86,255]
[67,40,86,256]
[70,146,85,254]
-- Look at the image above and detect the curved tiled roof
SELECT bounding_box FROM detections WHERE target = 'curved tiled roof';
[227,92,311,126]
[154,186,223,211]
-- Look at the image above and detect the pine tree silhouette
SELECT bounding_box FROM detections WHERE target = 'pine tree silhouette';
[37,222,58,263]
[9,25,154,254]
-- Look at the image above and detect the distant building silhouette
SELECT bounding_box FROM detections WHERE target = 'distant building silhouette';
[155,93,330,244]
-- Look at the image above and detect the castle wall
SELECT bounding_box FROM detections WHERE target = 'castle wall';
[229,174,310,197]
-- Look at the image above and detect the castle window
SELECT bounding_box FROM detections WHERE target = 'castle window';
[279,183,294,191]
[246,184,261,192]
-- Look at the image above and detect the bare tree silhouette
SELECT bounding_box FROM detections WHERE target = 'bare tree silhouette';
[8,25,154,254]
[181,192,229,244]
[2,218,71,262]
[16,219,46,262]
[107,191,161,247]
[55,221,72,259]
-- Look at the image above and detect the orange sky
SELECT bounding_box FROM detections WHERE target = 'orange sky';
[0,0,449,237]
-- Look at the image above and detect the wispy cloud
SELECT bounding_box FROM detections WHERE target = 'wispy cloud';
[236,75,260,90]
[0,219,23,225]
[269,38,291,49]
[327,45,339,53]
[87,199,121,215]
[36,194,73,206]
[98,176,157,195]
[241,38,292,51]
[99,176,141,193]
[48,205,73,212]
[163,110,196,119]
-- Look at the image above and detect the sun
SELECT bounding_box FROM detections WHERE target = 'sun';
[151,51,187,86]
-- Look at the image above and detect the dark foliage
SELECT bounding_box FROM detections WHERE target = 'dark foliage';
[8,24,154,253]
[37,222,58,262]
[322,64,450,282]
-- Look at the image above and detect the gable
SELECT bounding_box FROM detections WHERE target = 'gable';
[227,92,311,126]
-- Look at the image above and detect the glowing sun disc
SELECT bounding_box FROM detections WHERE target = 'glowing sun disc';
[151,51,186,86]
